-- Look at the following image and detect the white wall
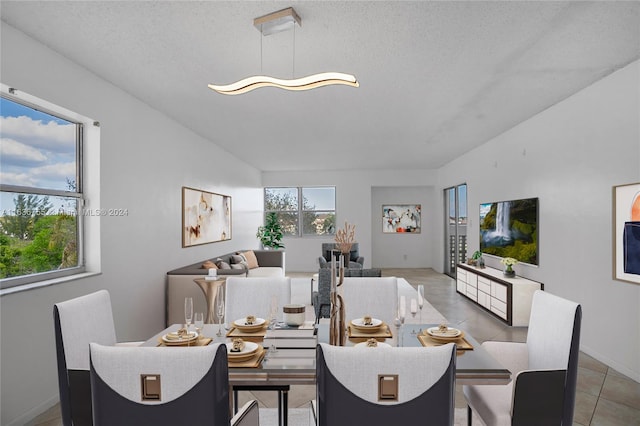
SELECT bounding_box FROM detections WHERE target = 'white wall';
[262,169,437,271]
[371,186,434,268]
[0,23,263,425]
[435,61,640,381]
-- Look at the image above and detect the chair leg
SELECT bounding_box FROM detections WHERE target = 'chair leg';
[467,405,472,426]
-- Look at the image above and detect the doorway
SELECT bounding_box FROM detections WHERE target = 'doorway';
[444,184,467,278]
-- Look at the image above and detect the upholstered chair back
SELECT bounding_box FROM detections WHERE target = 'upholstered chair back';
[225,277,291,324]
[313,268,383,320]
[89,343,229,425]
[54,290,118,426]
[316,343,456,426]
[341,277,398,328]
[527,290,580,370]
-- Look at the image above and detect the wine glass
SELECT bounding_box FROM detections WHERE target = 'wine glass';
[216,296,225,337]
[194,312,204,340]
[184,297,193,334]
[398,296,406,346]
[410,298,418,334]
[269,296,279,329]
[417,285,425,323]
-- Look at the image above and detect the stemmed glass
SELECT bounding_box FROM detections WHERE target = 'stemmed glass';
[184,297,193,334]
[410,298,418,334]
[268,296,279,355]
[216,291,225,337]
[194,312,204,341]
[417,285,425,323]
[269,296,279,329]
[398,296,406,346]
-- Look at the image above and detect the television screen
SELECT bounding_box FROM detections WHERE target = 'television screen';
[479,197,538,265]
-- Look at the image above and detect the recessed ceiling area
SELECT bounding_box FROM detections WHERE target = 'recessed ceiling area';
[1,1,639,172]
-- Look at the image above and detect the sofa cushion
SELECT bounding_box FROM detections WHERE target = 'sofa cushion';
[247,267,285,278]
[240,250,259,269]
[231,264,245,270]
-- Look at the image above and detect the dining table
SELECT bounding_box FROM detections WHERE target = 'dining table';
[143,321,511,425]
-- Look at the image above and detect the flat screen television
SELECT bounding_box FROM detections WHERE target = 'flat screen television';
[479,197,538,266]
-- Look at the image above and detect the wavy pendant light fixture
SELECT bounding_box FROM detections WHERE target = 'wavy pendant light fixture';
[208,7,359,95]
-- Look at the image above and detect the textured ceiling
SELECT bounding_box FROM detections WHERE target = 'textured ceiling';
[1,1,639,172]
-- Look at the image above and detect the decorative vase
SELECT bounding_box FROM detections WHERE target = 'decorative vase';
[504,268,515,278]
[329,252,346,346]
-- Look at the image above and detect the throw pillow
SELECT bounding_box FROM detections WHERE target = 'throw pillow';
[240,250,259,269]
[230,255,244,264]
[216,260,231,270]
[201,260,217,269]
[350,250,359,262]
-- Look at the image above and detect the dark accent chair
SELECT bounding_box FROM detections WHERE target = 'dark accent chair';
[312,267,382,321]
[318,243,364,269]
[316,343,456,426]
[463,290,582,426]
[89,343,259,426]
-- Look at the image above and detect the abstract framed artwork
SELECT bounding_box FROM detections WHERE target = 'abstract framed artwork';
[182,186,231,247]
[383,204,421,233]
[613,182,640,284]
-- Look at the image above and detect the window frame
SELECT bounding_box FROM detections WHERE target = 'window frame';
[0,85,94,290]
[264,186,336,237]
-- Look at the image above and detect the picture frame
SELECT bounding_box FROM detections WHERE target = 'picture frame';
[182,186,231,247]
[382,204,421,233]
[613,182,640,284]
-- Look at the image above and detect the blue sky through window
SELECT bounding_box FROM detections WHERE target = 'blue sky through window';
[1,97,77,212]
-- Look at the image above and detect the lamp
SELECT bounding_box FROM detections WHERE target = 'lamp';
[208,7,359,95]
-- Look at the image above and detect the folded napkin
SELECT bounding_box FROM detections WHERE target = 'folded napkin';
[165,328,194,340]
[230,338,245,352]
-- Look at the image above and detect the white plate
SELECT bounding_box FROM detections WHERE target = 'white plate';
[233,317,266,328]
[426,327,462,339]
[354,342,392,348]
[162,331,198,344]
[351,318,383,328]
[226,340,260,357]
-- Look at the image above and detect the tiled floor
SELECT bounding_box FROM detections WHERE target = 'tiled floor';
[28,268,640,425]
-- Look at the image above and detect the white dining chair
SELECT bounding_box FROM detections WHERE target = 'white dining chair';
[89,343,259,425]
[463,290,582,425]
[54,290,142,426]
[341,277,399,328]
[316,343,456,425]
[224,276,291,325]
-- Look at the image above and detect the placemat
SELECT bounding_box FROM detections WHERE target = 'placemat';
[226,326,268,343]
[347,324,392,340]
[418,334,473,351]
[157,337,213,347]
[228,346,266,368]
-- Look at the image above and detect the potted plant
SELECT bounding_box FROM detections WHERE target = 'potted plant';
[501,257,518,277]
[256,212,284,249]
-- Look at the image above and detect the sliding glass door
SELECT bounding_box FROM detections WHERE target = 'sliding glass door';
[444,184,467,278]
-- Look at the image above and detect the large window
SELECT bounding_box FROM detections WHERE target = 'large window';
[1,89,86,289]
[264,187,336,236]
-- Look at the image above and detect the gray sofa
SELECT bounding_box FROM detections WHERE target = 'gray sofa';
[312,267,382,321]
[166,250,285,326]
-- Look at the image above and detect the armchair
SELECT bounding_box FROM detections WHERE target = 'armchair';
[318,243,364,269]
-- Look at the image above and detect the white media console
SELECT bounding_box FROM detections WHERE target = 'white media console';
[456,263,543,326]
